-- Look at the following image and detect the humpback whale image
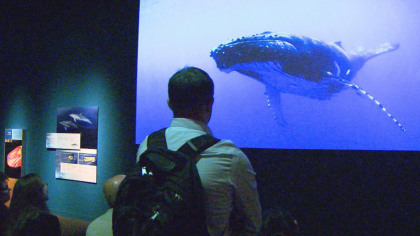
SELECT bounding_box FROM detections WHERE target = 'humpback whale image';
[210,32,404,131]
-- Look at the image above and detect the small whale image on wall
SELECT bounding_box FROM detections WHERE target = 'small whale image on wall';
[57,107,98,149]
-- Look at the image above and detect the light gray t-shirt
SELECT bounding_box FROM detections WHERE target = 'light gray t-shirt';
[137,118,262,236]
[86,208,113,236]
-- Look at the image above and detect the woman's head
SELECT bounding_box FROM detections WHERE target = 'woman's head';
[10,173,49,213]
[260,206,300,236]
[0,172,10,204]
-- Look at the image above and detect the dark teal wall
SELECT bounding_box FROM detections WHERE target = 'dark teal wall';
[1,1,139,221]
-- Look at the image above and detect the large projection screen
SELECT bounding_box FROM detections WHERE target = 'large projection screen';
[136,0,420,150]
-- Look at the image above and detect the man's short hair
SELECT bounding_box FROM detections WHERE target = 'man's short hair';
[168,67,214,113]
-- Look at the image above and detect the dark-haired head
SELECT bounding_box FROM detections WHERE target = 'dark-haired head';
[259,206,300,236]
[168,67,214,123]
[0,172,8,183]
[9,173,49,217]
[0,172,10,205]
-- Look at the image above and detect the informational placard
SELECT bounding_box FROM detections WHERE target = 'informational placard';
[4,129,24,178]
[54,106,98,183]
[55,149,97,183]
[46,133,81,150]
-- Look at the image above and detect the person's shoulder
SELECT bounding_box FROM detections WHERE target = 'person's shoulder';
[90,208,113,224]
[210,138,240,150]
[86,209,113,236]
[38,212,59,224]
[206,139,256,176]
[206,139,249,159]
[17,211,61,236]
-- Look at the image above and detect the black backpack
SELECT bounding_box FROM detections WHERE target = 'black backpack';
[112,128,220,236]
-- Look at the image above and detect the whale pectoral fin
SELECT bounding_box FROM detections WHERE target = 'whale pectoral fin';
[265,85,287,126]
[335,78,406,131]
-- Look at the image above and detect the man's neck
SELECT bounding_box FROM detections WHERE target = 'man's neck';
[173,114,206,124]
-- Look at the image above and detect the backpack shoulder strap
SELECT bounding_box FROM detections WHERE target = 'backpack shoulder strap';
[178,134,220,161]
[146,128,167,149]
[146,128,220,159]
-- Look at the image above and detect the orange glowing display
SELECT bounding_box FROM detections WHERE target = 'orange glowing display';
[7,145,22,168]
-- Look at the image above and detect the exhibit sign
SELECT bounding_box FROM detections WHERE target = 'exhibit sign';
[46,133,81,150]
[4,129,24,178]
[54,107,98,183]
[55,149,97,183]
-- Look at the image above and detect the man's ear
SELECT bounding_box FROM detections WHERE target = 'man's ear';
[206,97,214,112]
[167,99,173,111]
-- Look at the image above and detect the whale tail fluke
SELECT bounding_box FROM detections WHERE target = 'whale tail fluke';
[351,42,400,63]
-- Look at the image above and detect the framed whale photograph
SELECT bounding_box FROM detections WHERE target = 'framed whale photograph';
[55,107,98,183]
[135,0,420,151]
[56,107,98,149]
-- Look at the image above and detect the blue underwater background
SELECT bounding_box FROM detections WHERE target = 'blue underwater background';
[136,0,420,150]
